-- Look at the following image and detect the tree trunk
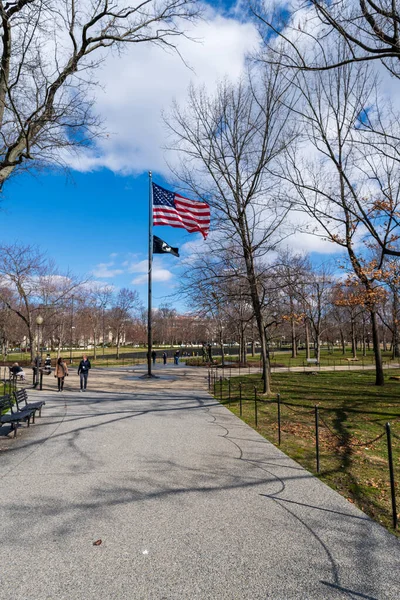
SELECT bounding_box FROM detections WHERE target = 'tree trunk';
[351,318,357,359]
[291,317,297,358]
[93,332,97,360]
[29,328,35,362]
[382,329,387,352]
[220,327,225,367]
[239,220,270,393]
[240,325,246,363]
[370,309,384,386]
[393,294,400,358]
[315,334,321,363]
[339,330,345,354]
[305,320,310,360]
[260,328,271,394]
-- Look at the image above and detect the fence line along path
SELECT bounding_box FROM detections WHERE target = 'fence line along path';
[0,364,398,600]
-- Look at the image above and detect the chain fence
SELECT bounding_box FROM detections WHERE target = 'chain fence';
[209,369,398,531]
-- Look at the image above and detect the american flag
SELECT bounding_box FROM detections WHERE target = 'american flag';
[152,183,210,240]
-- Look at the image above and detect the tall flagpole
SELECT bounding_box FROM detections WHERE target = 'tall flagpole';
[147,171,153,377]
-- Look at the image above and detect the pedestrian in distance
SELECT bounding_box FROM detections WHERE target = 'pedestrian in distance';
[32,355,41,387]
[151,350,157,365]
[78,354,91,392]
[163,351,167,365]
[54,357,68,392]
[174,350,180,365]
[44,353,52,374]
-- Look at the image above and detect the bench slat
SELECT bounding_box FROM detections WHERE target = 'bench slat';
[0,394,35,437]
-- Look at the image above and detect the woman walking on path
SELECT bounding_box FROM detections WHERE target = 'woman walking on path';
[78,354,91,392]
[54,357,68,392]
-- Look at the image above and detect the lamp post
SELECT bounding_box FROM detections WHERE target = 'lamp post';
[70,296,74,364]
[35,315,43,387]
[102,303,105,358]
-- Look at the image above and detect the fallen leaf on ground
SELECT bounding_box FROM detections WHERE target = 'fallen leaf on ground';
[93,539,102,546]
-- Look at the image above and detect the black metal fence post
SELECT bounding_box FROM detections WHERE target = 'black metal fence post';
[254,386,258,428]
[228,379,231,407]
[220,377,223,402]
[277,393,281,446]
[315,405,320,474]
[386,422,397,530]
[208,370,211,390]
[39,369,43,391]
[239,382,242,417]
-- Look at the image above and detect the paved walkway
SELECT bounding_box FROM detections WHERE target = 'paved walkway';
[0,365,399,599]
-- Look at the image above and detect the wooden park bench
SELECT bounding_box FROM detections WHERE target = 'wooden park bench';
[14,389,45,424]
[0,395,35,437]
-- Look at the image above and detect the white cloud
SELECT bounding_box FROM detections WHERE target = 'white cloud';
[129,258,174,284]
[92,262,123,278]
[126,259,147,274]
[68,7,260,175]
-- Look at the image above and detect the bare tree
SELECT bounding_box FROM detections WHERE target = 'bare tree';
[279,56,396,384]
[178,252,237,366]
[252,0,400,77]
[332,282,364,358]
[82,284,113,358]
[153,304,178,345]
[0,0,200,189]
[109,287,142,358]
[378,257,400,357]
[166,69,296,393]
[0,242,83,360]
[275,249,309,358]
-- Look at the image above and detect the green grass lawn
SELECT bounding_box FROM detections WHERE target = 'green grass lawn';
[214,370,400,535]
[186,348,400,370]
[3,346,174,366]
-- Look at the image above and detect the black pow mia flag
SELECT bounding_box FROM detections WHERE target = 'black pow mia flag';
[153,235,179,258]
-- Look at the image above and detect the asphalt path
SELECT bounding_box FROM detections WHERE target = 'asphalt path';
[0,364,399,599]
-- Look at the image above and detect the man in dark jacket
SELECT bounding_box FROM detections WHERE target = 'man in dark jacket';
[78,354,91,392]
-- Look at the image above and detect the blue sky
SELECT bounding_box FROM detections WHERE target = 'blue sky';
[0,1,345,311]
[0,2,263,311]
[2,169,199,309]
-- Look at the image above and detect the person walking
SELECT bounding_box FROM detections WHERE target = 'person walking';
[151,350,157,365]
[78,354,91,392]
[174,350,180,365]
[54,357,68,392]
[44,353,52,374]
[163,351,167,365]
